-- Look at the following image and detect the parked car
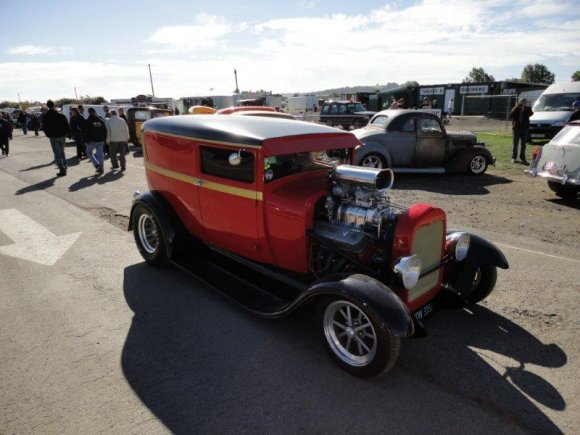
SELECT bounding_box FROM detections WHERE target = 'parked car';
[126,107,173,146]
[319,100,375,130]
[353,109,495,175]
[129,115,508,377]
[216,105,276,115]
[528,121,580,199]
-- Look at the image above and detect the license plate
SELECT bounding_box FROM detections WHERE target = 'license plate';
[530,134,545,138]
[413,303,433,321]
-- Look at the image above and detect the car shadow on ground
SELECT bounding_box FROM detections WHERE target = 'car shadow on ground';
[393,173,512,195]
[121,263,565,434]
[547,197,580,210]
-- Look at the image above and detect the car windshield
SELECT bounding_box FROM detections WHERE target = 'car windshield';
[533,93,580,112]
[264,149,350,182]
[550,125,580,146]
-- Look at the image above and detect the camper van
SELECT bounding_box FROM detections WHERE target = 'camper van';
[529,82,580,142]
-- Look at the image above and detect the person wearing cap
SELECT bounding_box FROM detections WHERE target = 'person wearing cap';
[509,98,534,164]
[105,109,129,171]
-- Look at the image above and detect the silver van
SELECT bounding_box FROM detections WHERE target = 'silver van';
[529,82,580,142]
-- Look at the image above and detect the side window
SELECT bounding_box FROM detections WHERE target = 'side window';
[134,111,151,121]
[330,104,339,114]
[338,104,347,114]
[402,116,417,132]
[419,118,442,133]
[200,146,255,183]
[321,105,330,114]
[370,115,388,127]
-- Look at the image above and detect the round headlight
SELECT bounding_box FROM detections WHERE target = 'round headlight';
[446,232,470,261]
[393,255,422,290]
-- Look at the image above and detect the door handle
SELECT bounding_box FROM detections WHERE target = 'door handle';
[193,179,203,186]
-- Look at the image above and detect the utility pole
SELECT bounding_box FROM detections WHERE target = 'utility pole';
[148,64,155,98]
[74,87,78,100]
[234,69,239,94]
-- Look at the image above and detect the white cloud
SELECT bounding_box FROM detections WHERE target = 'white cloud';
[8,45,56,55]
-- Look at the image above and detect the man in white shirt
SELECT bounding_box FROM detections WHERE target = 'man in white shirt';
[105,110,130,171]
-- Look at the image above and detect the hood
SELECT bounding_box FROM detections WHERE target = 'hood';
[447,131,477,141]
[530,111,573,124]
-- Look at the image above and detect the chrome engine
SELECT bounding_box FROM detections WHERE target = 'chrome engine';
[310,165,406,275]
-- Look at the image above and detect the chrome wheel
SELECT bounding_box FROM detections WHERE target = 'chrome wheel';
[360,154,385,169]
[323,300,377,367]
[137,212,159,254]
[469,155,487,175]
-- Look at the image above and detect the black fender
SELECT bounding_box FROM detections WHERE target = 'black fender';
[445,145,493,173]
[355,141,392,167]
[301,273,414,338]
[129,191,186,260]
[447,229,509,291]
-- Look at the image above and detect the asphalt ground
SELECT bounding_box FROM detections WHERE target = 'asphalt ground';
[0,129,578,434]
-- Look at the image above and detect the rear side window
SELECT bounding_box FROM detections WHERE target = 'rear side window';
[200,146,255,183]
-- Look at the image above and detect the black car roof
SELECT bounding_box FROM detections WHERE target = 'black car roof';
[143,114,353,148]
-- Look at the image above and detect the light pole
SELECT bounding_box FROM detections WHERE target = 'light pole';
[234,69,239,94]
[148,64,155,98]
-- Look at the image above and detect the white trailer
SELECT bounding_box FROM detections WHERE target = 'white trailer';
[285,95,319,115]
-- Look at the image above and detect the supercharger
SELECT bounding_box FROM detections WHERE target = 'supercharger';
[310,165,406,276]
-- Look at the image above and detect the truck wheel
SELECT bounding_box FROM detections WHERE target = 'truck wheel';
[360,153,387,169]
[547,181,579,200]
[467,155,488,175]
[462,264,497,305]
[318,297,400,378]
[132,204,169,267]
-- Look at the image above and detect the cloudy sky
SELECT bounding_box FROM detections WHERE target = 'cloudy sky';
[1,0,579,102]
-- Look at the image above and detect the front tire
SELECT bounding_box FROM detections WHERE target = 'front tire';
[132,204,169,267]
[462,264,497,305]
[359,153,387,169]
[467,155,488,175]
[318,297,400,378]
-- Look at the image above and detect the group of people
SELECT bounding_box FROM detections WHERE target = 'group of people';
[43,101,130,177]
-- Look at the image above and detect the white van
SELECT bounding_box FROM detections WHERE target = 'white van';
[529,82,580,142]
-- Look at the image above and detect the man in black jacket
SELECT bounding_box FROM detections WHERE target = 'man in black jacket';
[84,107,107,174]
[42,100,70,176]
[508,98,533,164]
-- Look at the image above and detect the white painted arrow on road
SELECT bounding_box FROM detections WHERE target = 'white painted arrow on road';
[0,209,81,266]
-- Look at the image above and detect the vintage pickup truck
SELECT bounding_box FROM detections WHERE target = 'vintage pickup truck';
[129,115,508,377]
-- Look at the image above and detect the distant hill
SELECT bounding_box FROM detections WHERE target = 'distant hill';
[292,83,400,96]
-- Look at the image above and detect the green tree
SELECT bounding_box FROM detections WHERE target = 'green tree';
[402,80,419,87]
[521,63,555,84]
[463,67,495,83]
[572,71,580,81]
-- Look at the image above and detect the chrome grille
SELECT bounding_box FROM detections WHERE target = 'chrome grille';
[409,220,444,301]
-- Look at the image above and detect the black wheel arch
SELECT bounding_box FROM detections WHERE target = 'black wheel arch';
[129,191,186,260]
[303,273,415,338]
[445,146,493,173]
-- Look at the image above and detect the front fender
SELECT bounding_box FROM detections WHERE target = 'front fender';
[355,141,392,166]
[445,146,493,173]
[305,274,414,338]
[448,229,509,269]
[129,191,185,259]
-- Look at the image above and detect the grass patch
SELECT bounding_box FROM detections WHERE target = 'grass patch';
[477,132,533,173]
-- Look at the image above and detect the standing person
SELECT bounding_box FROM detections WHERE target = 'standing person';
[0,112,13,156]
[421,97,431,108]
[29,112,40,136]
[117,107,130,155]
[42,100,70,177]
[78,104,85,117]
[508,98,533,164]
[105,109,129,171]
[102,105,111,157]
[17,111,28,135]
[84,107,107,175]
[69,107,86,159]
[389,96,399,109]
[447,98,454,117]
[431,98,438,109]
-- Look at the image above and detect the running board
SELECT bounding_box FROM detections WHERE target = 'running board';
[393,167,446,174]
[171,243,305,318]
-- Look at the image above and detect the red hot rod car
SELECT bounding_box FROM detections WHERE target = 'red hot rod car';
[129,115,508,378]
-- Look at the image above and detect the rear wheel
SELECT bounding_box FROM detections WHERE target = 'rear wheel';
[360,153,387,169]
[547,181,580,200]
[467,155,488,175]
[318,297,400,378]
[132,204,169,267]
